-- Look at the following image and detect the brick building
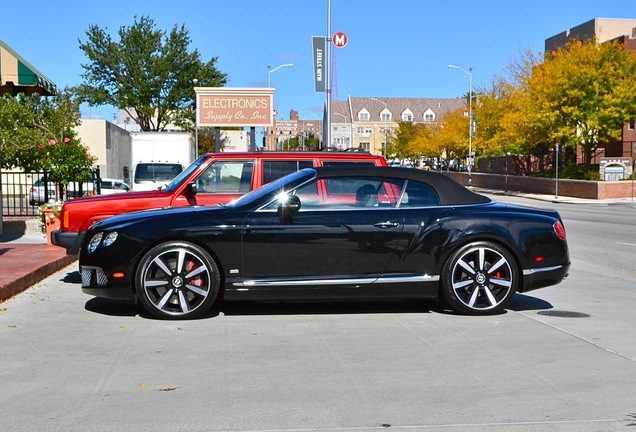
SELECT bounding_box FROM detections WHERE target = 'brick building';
[265,110,322,151]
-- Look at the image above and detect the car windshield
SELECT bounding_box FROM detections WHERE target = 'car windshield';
[162,156,207,192]
[230,168,317,208]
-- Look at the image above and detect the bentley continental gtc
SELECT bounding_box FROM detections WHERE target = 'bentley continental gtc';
[79,167,570,319]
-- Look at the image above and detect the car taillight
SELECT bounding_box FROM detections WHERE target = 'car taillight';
[553,220,566,240]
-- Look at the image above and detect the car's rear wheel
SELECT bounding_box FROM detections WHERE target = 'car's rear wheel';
[441,241,518,315]
[136,241,220,320]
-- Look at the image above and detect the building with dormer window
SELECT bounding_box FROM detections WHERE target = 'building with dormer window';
[328,96,465,155]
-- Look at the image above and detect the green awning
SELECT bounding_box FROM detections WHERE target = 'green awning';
[0,39,57,96]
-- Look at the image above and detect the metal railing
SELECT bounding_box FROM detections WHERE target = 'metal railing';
[1,169,100,217]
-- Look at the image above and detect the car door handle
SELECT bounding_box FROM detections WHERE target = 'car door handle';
[374,221,401,229]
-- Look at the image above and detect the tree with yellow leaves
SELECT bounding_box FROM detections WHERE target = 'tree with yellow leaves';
[435,108,470,160]
[526,39,636,165]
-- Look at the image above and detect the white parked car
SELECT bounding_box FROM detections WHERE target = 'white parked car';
[29,177,94,206]
[100,178,130,195]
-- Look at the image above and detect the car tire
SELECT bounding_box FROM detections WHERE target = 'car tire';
[440,241,518,315]
[136,241,220,320]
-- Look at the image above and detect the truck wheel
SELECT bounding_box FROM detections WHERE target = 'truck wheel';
[136,241,220,319]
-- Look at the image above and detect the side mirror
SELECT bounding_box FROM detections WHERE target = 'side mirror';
[185,182,198,197]
[277,194,301,224]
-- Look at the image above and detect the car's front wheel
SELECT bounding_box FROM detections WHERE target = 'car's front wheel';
[441,241,518,315]
[136,241,220,319]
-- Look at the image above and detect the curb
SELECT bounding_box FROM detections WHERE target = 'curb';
[0,248,77,303]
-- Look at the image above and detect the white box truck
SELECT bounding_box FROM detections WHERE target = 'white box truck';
[129,132,195,191]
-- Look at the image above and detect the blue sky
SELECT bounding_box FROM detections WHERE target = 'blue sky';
[1,0,632,122]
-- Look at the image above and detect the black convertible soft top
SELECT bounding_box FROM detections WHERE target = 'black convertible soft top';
[313,166,492,206]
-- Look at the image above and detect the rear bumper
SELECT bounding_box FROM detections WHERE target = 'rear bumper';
[520,262,570,292]
[51,230,85,256]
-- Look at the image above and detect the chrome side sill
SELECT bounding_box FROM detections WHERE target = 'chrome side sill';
[523,265,563,276]
[234,274,439,288]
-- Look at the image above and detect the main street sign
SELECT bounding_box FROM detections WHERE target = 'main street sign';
[312,36,326,93]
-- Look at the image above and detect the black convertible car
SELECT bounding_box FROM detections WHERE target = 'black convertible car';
[79,167,569,319]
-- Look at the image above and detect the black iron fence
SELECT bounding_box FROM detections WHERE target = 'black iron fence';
[1,168,101,217]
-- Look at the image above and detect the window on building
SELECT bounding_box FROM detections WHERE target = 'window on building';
[629,121,635,130]
[423,108,435,122]
[358,110,370,121]
[365,127,372,134]
[402,109,414,122]
[357,127,364,134]
[380,110,392,122]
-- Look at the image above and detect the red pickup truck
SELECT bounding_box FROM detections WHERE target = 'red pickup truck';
[52,151,388,255]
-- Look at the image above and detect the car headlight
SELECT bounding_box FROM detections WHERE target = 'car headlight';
[102,232,118,247]
[87,231,119,253]
[87,232,103,254]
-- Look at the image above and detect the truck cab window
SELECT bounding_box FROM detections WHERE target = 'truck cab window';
[197,161,255,193]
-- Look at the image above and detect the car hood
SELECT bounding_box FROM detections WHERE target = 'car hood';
[91,203,231,230]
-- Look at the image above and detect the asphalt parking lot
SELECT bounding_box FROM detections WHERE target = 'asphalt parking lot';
[0,261,635,431]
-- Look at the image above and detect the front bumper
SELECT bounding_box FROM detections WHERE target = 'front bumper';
[81,265,135,301]
[51,229,85,255]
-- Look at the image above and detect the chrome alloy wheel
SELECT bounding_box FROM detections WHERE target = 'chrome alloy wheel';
[136,242,219,319]
[442,242,518,315]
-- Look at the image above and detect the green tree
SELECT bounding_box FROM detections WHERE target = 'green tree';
[0,93,32,168]
[76,15,228,132]
[0,90,96,199]
[284,132,320,151]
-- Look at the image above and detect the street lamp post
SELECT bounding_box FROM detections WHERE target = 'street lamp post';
[309,113,323,149]
[267,63,293,88]
[555,143,559,200]
[266,64,293,150]
[192,78,199,157]
[448,64,473,187]
[370,98,388,157]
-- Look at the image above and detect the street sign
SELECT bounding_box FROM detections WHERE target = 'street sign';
[332,32,348,48]
[463,110,469,118]
[272,109,278,117]
[312,36,326,92]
